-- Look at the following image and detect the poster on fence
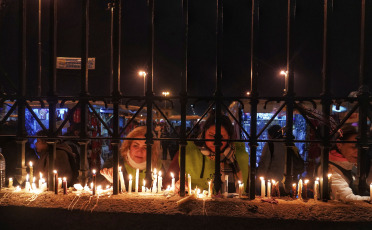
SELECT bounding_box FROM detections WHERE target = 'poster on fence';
[57,57,95,70]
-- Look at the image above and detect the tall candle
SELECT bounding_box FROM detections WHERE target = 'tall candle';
[29,161,33,185]
[58,178,62,189]
[142,179,146,193]
[224,175,229,197]
[298,179,303,199]
[238,181,243,198]
[135,168,139,193]
[158,171,162,193]
[39,172,43,189]
[63,177,67,195]
[292,183,297,199]
[304,179,309,199]
[260,177,265,198]
[119,167,126,192]
[314,178,319,200]
[152,169,157,193]
[188,174,192,195]
[53,170,58,194]
[8,178,13,188]
[171,172,175,192]
[128,174,132,194]
[208,180,212,198]
[370,183,372,201]
[25,174,31,192]
[267,180,271,198]
[92,169,96,196]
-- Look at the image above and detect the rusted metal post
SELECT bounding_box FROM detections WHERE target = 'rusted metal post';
[179,0,189,197]
[111,0,121,195]
[320,0,333,201]
[249,0,259,200]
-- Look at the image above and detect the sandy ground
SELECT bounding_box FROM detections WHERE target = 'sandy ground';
[0,188,371,230]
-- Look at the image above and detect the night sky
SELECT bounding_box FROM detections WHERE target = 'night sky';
[0,0,371,114]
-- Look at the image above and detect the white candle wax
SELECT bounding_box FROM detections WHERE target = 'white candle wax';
[260,177,265,198]
[314,179,319,200]
[370,183,372,201]
[171,172,175,192]
[119,167,126,192]
[224,175,229,197]
[58,178,62,189]
[188,174,192,195]
[128,174,132,194]
[8,178,13,188]
[267,180,271,198]
[29,162,33,186]
[208,181,212,198]
[135,168,139,193]
[39,173,43,189]
[158,171,162,193]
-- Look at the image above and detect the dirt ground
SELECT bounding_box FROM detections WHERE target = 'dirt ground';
[0,188,371,230]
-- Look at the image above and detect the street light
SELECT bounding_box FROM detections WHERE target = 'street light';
[138,71,147,96]
[280,70,288,92]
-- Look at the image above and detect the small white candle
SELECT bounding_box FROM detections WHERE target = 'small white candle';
[128,174,132,194]
[304,179,309,199]
[38,172,43,189]
[8,178,13,188]
[158,171,162,193]
[298,179,303,199]
[142,179,146,193]
[208,180,212,198]
[25,174,31,192]
[152,169,157,193]
[260,177,265,198]
[119,167,126,192]
[314,178,319,200]
[135,168,139,193]
[58,178,62,189]
[29,161,33,185]
[267,180,271,198]
[224,175,229,197]
[238,180,243,198]
[188,174,192,195]
[171,172,175,192]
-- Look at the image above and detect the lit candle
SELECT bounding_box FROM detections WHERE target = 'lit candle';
[292,183,297,199]
[58,178,62,189]
[8,178,13,188]
[171,172,175,192]
[119,166,126,193]
[328,173,332,197]
[267,180,271,198]
[135,168,139,193]
[224,175,229,197]
[63,177,67,195]
[298,179,303,199]
[32,177,37,191]
[238,181,243,198]
[128,174,132,194]
[158,171,162,193]
[53,170,58,194]
[25,174,31,192]
[314,178,319,200]
[142,179,146,193]
[92,169,96,196]
[29,161,33,185]
[188,174,192,195]
[304,179,309,199]
[208,180,212,198]
[38,172,43,189]
[152,169,157,193]
[260,177,265,198]
[370,183,372,201]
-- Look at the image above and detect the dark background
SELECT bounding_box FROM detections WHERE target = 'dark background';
[0,0,371,114]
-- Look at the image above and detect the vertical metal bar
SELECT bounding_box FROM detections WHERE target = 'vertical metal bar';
[15,0,27,184]
[78,0,90,186]
[320,0,333,201]
[283,0,296,192]
[249,0,259,200]
[47,0,58,191]
[213,0,223,194]
[357,0,369,195]
[109,4,114,95]
[37,0,42,96]
[145,0,155,186]
[179,0,189,197]
[112,0,122,195]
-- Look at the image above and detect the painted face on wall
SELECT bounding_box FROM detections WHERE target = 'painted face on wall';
[129,136,147,163]
[204,125,229,153]
[337,134,358,163]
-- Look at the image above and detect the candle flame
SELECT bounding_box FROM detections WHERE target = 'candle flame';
[238,180,241,184]
[260,177,264,181]
[33,177,36,183]
[158,171,162,177]
[316,177,320,181]
[63,177,66,182]
[292,183,296,187]
[119,166,122,172]
[171,172,174,178]
[154,168,157,174]
[143,179,146,187]
[328,173,332,179]
[272,179,276,184]
[53,170,57,174]
[129,174,132,180]
[92,169,96,174]
[304,179,309,184]
[40,172,43,178]
[29,161,33,167]
[26,174,29,181]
